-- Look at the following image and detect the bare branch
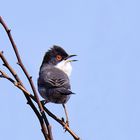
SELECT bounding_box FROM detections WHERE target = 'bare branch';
[0,50,80,139]
[0,51,35,99]
[0,16,53,140]
[0,52,49,140]
[43,105,80,140]
[0,69,30,95]
[0,16,81,140]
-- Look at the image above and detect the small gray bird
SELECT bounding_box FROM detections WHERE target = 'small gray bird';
[38,45,77,104]
[37,45,77,125]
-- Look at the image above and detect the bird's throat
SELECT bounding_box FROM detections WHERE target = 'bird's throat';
[55,60,72,77]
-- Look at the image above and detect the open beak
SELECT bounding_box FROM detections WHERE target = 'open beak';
[64,54,78,62]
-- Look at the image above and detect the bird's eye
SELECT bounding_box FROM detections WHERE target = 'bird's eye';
[56,55,62,61]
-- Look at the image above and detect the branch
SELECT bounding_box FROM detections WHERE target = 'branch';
[0,51,80,139]
[0,69,30,95]
[0,16,52,140]
[0,16,81,140]
[0,16,53,140]
[0,52,49,140]
[0,70,80,140]
[0,16,42,109]
[43,105,80,140]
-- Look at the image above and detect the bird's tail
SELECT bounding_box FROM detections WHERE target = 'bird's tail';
[57,88,75,95]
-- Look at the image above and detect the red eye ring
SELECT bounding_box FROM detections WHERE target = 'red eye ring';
[56,55,62,61]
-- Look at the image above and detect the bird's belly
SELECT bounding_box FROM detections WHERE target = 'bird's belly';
[39,87,71,104]
[48,93,71,104]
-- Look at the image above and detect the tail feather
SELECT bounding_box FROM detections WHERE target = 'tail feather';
[57,88,75,95]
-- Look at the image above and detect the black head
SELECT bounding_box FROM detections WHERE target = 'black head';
[42,45,69,65]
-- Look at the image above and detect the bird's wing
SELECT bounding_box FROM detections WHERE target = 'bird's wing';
[47,78,68,87]
[38,66,70,89]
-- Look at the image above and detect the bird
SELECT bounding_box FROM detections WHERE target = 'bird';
[37,45,77,125]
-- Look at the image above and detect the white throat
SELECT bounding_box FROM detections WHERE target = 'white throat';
[55,60,72,77]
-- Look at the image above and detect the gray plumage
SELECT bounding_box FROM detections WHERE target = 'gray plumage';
[37,45,76,104]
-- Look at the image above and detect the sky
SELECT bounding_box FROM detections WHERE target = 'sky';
[0,0,140,140]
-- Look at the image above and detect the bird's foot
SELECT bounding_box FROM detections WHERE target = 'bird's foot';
[62,117,69,132]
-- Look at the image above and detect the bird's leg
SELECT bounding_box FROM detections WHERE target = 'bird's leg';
[62,104,69,129]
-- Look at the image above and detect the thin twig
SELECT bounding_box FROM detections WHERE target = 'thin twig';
[0,69,80,140]
[0,51,80,139]
[0,51,49,140]
[0,16,81,140]
[0,69,30,95]
[43,105,80,140]
[0,16,53,140]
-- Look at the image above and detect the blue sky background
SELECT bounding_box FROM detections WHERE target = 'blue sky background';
[0,0,140,140]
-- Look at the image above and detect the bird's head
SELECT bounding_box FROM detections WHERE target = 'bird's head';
[41,45,77,76]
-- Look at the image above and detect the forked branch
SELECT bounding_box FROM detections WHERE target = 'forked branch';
[0,16,80,140]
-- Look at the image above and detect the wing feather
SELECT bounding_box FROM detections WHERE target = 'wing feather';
[38,66,70,89]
